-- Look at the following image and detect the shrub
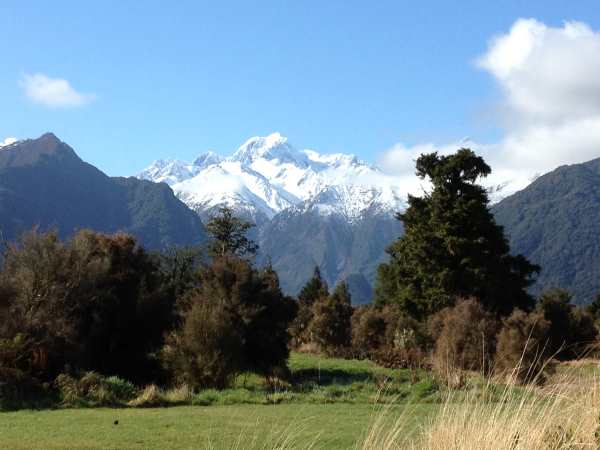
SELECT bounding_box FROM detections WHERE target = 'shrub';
[55,372,138,405]
[430,298,500,384]
[536,289,598,360]
[0,367,44,410]
[494,309,552,384]
[161,299,244,390]
[352,306,387,356]
[290,267,328,348]
[308,282,353,355]
[105,376,137,401]
[352,305,427,369]
[163,255,296,389]
[0,229,175,384]
[128,384,167,407]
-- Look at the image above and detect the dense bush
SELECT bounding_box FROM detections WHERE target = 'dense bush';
[352,306,388,355]
[290,267,329,348]
[0,229,176,385]
[163,256,296,389]
[161,298,244,389]
[55,372,137,406]
[430,298,500,382]
[307,282,353,355]
[494,309,552,384]
[536,289,598,359]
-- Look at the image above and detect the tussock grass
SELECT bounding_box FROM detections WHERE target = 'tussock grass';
[359,367,600,450]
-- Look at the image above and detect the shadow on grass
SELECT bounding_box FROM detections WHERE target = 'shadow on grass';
[291,367,384,386]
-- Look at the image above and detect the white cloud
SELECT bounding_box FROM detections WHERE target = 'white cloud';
[0,137,17,147]
[378,19,600,201]
[19,73,96,108]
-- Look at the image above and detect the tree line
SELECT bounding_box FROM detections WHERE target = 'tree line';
[1,149,600,407]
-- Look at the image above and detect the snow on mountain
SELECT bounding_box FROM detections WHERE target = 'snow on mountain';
[136,132,405,219]
[0,137,18,149]
[138,159,201,186]
[300,184,405,222]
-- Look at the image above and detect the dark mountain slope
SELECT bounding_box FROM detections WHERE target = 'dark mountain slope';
[493,157,600,304]
[0,133,205,249]
[259,201,403,304]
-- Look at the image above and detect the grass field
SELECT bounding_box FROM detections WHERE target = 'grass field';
[0,353,439,449]
[2,354,598,449]
[0,403,437,449]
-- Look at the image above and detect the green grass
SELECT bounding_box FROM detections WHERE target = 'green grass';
[0,353,442,448]
[1,352,532,449]
[0,403,437,449]
[192,352,440,406]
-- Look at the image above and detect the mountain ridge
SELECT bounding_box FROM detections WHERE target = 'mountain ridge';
[0,133,206,249]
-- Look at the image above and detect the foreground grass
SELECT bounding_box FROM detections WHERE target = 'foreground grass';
[0,403,436,449]
[4,355,599,449]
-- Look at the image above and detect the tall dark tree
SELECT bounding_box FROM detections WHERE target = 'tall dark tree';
[205,206,258,258]
[375,149,539,318]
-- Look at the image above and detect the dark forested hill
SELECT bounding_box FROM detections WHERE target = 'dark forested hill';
[493,157,600,304]
[0,133,205,249]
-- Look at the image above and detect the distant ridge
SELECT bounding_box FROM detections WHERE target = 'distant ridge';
[494,157,600,304]
[0,133,205,249]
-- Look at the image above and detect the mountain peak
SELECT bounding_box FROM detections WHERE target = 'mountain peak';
[193,151,222,168]
[231,132,306,165]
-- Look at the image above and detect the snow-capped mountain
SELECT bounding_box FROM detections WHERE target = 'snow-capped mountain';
[137,132,405,221]
[137,132,406,302]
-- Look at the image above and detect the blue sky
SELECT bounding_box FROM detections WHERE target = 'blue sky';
[2,1,600,176]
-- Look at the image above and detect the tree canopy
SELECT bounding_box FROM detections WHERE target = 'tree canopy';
[375,149,539,318]
[205,206,258,258]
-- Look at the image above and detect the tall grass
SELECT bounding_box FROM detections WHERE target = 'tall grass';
[359,368,600,450]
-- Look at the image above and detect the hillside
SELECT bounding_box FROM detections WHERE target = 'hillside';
[0,133,205,249]
[493,157,600,304]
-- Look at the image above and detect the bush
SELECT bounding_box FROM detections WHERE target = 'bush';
[105,376,137,401]
[308,282,353,355]
[290,267,328,348]
[163,256,296,389]
[55,372,138,405]
[352,305,427,369]
[536,289,598,360]
[128,384,167,407]
[0,229,175,384]
[161,299,244,390]
[0,367,45,409]
[352,306,387,356]
[430,298,500,383]
[494,309,552,384]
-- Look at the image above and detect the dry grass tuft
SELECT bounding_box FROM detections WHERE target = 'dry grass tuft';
[360,368,600,450]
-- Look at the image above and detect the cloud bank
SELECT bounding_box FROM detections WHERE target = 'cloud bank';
[379,18,600,199]
[20,73,96,108]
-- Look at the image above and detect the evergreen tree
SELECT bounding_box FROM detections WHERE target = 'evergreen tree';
[375,149,539,318]
[308,281,353,353]
[290,266,329,347]
[205,206,258,258]
[298,266,329,308]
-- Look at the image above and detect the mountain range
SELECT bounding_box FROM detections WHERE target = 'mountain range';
[2,132,599,304]
[138,133,405,302]
[0,133,205,249]
[493,157,600,305]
